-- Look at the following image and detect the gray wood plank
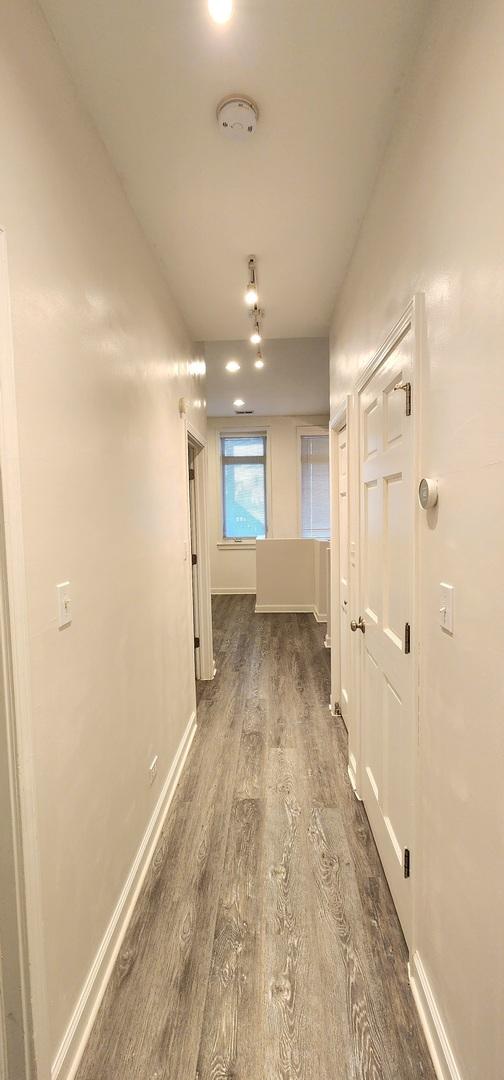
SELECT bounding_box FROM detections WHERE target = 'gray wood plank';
[75,597,436,1080]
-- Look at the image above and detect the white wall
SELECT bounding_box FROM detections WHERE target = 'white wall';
[255,539,328,617]
[330,2,504,1077]
[208,414,328,593]
[0,0,206,1068]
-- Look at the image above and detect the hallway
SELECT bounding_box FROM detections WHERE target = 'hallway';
[76,597,435,1080]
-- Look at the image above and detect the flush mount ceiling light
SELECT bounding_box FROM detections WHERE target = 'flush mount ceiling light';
[217,95,258,140]
[208,0,232,24]
[225,359,240,372]
[233,398,245,408]
[244,256,258,306]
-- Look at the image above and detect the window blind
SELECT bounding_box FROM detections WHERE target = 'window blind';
[300,434,330,540]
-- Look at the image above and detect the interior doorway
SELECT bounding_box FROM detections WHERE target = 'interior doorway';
[186,430,214,684]
[354,301,419,945]
[187,441,201,680]
[330,398,358,792]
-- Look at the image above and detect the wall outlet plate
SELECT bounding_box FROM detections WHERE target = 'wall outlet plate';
[149,755,159,785]
[57,581,72,629]
[439,582,454,634]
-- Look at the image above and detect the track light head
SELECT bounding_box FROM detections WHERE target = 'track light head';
[208,0,232,24]
[244,256,258,306]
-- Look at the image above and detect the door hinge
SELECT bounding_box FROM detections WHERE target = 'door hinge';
[189,467,195,481]
[403,848,411,879]
[394,381,411,416]
[194,636,200,649]
[191,552,197,566]
[404,622,411,654]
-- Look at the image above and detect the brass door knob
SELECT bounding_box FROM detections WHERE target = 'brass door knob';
[350,616,365,634]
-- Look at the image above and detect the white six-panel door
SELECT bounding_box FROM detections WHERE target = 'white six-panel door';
[338,426,351,726]
[357,325,415,944]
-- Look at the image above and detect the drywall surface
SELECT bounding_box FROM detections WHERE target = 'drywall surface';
[0,0,205,1061]
[208,414,328,593]
[256,538,329,616]
[330,2,504,1076]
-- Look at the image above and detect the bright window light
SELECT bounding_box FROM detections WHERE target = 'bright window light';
[208,0,232,24]
[221,434,267,539]
[225,359,240,372]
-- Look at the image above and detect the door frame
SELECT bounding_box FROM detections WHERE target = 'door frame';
[329,395,362,795]
[0,228,51,1078]
[329,398,348,713]
[354,294,423,946]
[186,422,214,681]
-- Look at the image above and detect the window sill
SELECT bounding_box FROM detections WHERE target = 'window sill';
[217,541,257,551]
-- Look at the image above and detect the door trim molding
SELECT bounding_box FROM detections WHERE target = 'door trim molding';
[329,399,349,716]
[185,424,214,681]
[355,296,418,394]
[354,293,423,948]
[0,228,51,1078]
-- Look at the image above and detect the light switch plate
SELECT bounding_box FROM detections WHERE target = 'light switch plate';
[57,581,72,629]
[439,582,454,634]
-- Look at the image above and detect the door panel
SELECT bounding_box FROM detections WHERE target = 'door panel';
[337,426,350,722]
[358,329,415,944]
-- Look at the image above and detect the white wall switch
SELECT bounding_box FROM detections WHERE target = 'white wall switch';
[57,581,72,629]
[439,582,454,634]
[149,755,159,785]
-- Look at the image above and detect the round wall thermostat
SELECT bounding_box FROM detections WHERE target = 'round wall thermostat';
[418,477,438,509]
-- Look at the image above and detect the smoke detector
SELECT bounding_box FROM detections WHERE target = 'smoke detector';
[217,95,258,140]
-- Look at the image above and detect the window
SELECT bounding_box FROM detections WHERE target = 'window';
[221,434,267,539]
[300,432,330,539]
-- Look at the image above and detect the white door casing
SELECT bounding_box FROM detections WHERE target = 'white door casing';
[355,301,419,946]
[338,426,351,726]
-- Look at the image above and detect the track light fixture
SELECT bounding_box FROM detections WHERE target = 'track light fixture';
[244,256,258,306]
[250,305,262,345]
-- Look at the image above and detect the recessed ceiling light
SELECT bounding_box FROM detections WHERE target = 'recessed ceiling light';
[233,398,245,408]
[208,0,232,24]
[225,359,240,373]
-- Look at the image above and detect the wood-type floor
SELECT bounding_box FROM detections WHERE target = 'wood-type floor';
[76,595,436,1080]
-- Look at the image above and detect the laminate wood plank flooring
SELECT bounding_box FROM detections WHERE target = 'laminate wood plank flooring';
[76,595,436,1080]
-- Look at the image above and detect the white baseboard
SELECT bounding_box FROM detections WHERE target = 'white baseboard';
[347,754,362,800]
[255,603,314,614]
[255,603,329,624]
[313,608,327,623]
[409,951,462,1080]
[52,711,197,1080]
[211,586,256,595]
